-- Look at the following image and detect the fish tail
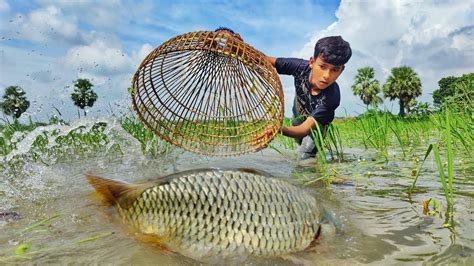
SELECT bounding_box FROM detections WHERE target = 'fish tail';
[86,174,136,206]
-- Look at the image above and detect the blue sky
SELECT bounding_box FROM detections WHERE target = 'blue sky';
[0,0,472,121]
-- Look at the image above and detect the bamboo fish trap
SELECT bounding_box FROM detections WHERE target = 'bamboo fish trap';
[131,30,284,156]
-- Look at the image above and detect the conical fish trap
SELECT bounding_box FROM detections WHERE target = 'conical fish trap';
[131,30,284,156]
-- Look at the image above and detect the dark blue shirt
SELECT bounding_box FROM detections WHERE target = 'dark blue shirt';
[275,57,340,125]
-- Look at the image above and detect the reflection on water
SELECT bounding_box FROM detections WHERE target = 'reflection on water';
[0,119,473,265]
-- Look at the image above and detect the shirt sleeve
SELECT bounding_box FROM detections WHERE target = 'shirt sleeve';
[275,58,307,76]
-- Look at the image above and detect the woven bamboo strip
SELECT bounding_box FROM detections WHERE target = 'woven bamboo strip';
[132,30,284,156]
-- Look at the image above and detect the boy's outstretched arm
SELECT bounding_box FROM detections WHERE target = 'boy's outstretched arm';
[280,117,316,139]
[265,56,277,67]
[256,117,316,145]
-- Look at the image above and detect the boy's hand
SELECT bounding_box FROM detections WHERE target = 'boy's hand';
[250,126,279,148]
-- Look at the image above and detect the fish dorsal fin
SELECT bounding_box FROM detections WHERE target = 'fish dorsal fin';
[237,168,273,177]
[86,174,147,210]
[145,168,274,184]
[144,168,220,184]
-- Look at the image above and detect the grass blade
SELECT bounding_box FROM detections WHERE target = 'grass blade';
[77,232,114,244]
[22,213,61,233]
[409,144,433,193]
[432,144,451,206]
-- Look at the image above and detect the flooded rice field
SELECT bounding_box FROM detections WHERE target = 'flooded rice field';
[0,118,473,265]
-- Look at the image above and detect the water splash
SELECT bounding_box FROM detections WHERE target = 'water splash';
[0,117,158,212]
[1,117,145,167]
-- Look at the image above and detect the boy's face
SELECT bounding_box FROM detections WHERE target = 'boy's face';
[308,55,344,90]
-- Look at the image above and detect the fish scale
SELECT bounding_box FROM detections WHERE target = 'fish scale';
[90,169,322,259]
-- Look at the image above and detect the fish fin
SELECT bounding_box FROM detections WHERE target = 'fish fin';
[237,168,273,177]
[145,168,218,185]
[305,224,322,251]
[86,174,146,209]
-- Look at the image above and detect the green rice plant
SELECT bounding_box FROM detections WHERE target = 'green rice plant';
[430,108,472,155]
[310,122,331,186]
[279,117,298,149]
[348,110,438,160]
[388,117,406,157]
[0,118,48,156]
[358,110,391,159]
[120,116,172,158]
[268,116,301,151]
[324,124,344,161]
[410,110,455,226]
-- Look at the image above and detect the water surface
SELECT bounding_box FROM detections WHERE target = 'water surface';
[1,119,472,265]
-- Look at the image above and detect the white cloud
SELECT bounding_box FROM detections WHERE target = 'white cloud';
[62,41,154,85]
[294,0,474,115]
[0,0,9,13]
[64,40,134,76]
[14,5,85,44]
[132,43,154,65]
[38,0,155,30]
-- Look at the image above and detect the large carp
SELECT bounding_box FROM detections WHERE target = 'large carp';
[87,168,324,261]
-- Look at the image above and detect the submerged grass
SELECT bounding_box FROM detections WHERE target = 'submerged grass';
[0,213,113,263]
[76,232,114,244]
[21,213,61,233]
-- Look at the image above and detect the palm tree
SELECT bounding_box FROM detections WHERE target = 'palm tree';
[0,86,30,120]
[71,79,98,117]
[351,67,382,108]
[383,66,422,117]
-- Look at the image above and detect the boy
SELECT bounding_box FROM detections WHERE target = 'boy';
[265,36,352,159]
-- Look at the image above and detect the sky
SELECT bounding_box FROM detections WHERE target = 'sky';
[0,0,472,122]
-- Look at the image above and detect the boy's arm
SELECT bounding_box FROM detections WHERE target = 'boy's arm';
[256,117,316,145]
[264,56,305,75]
[280,117,316,139]
[265,56,277,67]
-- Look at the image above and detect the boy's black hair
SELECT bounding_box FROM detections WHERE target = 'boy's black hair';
[314,36,352,66]
[215,26,235,34]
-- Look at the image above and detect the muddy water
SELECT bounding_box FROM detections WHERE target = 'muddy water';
[0,120,473,265]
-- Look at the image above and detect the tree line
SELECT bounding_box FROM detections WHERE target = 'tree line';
[351,66,473,116]
[0,78,97,121]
